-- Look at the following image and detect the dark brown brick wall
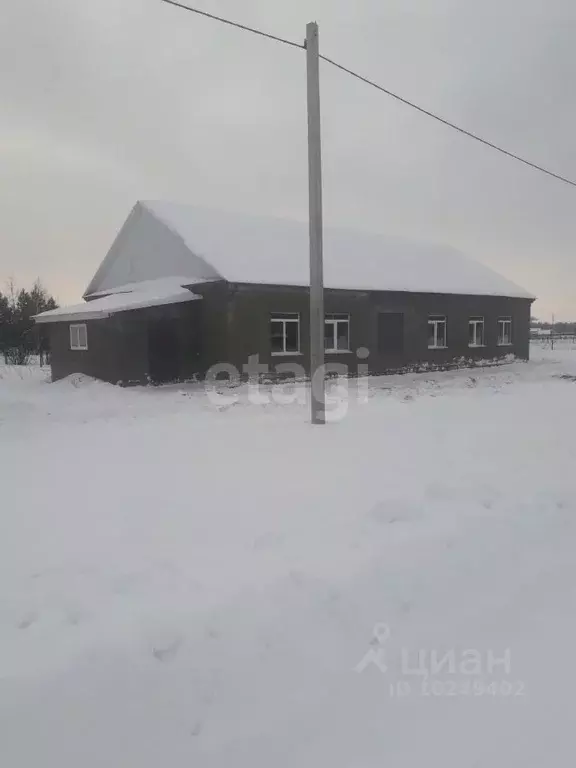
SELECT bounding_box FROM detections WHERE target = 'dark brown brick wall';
[190,281,231,372]
[49,319,134,384]
[46,282,533,384]
[48,301,204,384]
[226,284,532,376]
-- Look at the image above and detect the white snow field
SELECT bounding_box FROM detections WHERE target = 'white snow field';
[1,343,576,767]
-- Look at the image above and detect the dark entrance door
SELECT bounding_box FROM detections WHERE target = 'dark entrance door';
[148,318,180,383]
[378,312,405,355]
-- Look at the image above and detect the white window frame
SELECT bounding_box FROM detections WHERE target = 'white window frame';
[428,315,447,349]
[498,317,513,346]
[270,313,300,356]
[69,323,88,351]
[325,313,350,353]
[468,316,485,348]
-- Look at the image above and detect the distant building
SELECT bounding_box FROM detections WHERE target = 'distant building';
[35,201,535,384]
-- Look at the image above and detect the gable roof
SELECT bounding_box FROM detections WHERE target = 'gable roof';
[84,200,533,300]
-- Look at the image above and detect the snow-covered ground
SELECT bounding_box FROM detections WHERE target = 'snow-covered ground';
[1,342,576,767]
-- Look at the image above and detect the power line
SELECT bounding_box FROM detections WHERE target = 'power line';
[160,0,303,50]
[320,54,576,190]
[160,1,576,190]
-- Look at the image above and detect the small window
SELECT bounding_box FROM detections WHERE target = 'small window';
[378,312,404,354]
[270,313,300,355]
[70,323,88,350]
[325,314,350,352]
[498,317,512,346]
[428,315,447,349]
[469,316,485,347]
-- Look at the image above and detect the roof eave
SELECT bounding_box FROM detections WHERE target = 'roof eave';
[34,311,111,324]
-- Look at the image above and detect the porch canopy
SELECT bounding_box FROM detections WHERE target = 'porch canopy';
[34,278,202,324]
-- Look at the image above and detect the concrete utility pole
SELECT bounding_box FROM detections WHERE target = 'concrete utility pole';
[306,21,326,425]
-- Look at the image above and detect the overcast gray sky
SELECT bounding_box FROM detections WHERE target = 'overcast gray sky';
[1,0,575,318]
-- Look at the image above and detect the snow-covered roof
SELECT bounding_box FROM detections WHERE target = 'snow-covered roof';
[86,276,209,299]
[35,279,201,324]
[83,201,534,300]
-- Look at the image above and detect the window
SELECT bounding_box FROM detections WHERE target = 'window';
[428,315,447,349]
[324,314,350,352]
[69,323,88,350]
[270,313,300,355]
[469,316,485,347]
[498,317,512,346]
[378,312,404,354]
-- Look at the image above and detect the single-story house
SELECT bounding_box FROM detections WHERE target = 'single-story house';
[35,200,535,384]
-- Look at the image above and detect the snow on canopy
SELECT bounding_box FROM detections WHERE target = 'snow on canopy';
[35,278,201,323]
[82,200,533,299]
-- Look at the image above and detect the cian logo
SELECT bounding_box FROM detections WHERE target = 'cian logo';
[354,623,391,674]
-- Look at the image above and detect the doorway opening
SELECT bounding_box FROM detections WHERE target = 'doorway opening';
[148,318,180,383]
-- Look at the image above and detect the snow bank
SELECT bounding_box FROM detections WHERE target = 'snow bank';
[1,346,575,767]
